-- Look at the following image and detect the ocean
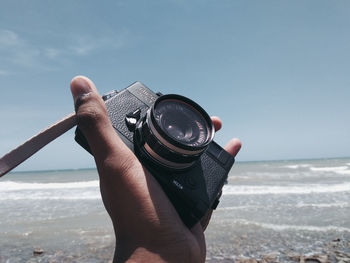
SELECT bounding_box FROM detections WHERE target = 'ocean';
[0,158,349,262]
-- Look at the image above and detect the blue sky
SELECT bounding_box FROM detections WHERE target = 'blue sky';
[0,0,349,171]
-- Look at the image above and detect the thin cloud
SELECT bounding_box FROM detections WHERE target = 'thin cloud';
[0,29,43,69]
[69,34,125,56]
[70,41,96,56]
[44,48,61,59]
[0,29,21,46]
[0,29,127,72]
[0,69,11,76]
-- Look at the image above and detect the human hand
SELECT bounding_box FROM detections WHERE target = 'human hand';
[70,76,241,263]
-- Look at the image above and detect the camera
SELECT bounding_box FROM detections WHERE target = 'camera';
[75,82,235,227]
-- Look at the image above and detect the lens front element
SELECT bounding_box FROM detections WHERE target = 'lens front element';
[154,99,209,147]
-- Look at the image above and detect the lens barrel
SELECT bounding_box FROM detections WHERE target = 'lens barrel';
[135,94,214,170]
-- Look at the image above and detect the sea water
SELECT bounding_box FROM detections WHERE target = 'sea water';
[0,158,349,262]
[206,158,350,262]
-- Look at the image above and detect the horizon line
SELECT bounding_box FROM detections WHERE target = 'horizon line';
[7,155,350,174]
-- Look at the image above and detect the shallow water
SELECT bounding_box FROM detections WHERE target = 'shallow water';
[1,158,350,262]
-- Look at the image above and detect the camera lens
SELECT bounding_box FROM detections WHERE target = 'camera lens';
[155,99,209,147]
[135,94,214,170]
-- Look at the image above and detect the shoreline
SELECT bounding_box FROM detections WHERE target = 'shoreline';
[1,238,349,263]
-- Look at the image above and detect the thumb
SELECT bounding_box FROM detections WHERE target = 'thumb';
[70,76,134,168]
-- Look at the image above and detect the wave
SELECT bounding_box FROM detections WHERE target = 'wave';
[0,180,99,191]
[222,182,350,195]
[0,193,101,200]
[295,202,350,208]
[0,180,101,200]
[231,219,350,233]
[310,166,350,175]
[218,202,350,211]
[284,164,311,169]
[218,206,258,211]
[284,164,350,175]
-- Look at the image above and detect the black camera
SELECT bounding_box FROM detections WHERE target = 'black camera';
[75,82,235,227]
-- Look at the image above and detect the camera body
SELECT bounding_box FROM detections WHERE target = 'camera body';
[75,82,235,227]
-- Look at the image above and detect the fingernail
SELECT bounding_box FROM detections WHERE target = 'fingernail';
[74,92,93,112]
[71,77,93,111]
[71,77,93,101]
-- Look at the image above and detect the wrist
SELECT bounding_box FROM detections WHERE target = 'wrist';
[118,247,168,263]
[113,239,201,263]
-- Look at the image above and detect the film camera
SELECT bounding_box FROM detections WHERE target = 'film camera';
[75,82,235,227]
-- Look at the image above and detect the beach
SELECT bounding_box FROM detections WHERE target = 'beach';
[0,158,350,262]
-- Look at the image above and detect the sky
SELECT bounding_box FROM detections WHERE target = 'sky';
[0,0,349,171]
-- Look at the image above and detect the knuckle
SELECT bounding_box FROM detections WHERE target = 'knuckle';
[118,155,140,174]
[76,106,105,129]
[100,153,142,182]
[106,154,139,174]
[75,94,108,130]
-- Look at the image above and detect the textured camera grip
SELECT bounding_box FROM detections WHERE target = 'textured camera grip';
[200,152,229,202]
[105,90,149,141]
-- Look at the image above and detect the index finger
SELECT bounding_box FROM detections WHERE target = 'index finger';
[224,138,242,157]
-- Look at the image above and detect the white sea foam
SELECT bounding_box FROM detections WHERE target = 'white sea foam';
[295,202,350,208]
[0,180,99,191]
[0,180,101,200]
[310,166,348,172]
[222,182,350,195]
[284,164,310,169]
[0,193,101,200]
[0,189,101,200]
[232,219,350,233]
[284,164,350,175]
[218,202,350,211]
[310,166,350,175]
[218,206,259,211]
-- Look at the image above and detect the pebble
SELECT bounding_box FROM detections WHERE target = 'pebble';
[300,254,329,263]
[33,248,44,256]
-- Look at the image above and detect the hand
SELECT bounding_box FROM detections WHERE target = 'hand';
[70,76,241,263]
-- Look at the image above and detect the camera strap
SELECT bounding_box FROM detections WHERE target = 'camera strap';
[0,113,77,177]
